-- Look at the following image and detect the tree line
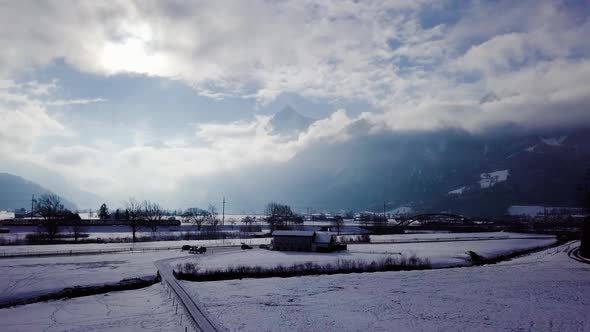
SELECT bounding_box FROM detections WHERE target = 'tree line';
[32,195,346,243]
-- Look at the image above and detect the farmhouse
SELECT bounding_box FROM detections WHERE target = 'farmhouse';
[271,230,346,252]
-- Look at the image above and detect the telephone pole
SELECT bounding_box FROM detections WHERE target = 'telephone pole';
[31,194,35,222]
[222,196,226,226]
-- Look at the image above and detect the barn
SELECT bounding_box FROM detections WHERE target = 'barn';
[271,230,346,252]
[271,230,315,251]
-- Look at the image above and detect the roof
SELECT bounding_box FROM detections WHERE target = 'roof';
[314,232,335,244]
[272,230,315,237]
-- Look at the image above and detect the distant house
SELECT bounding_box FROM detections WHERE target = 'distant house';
[272,230,346,252]
[14,208,27,219]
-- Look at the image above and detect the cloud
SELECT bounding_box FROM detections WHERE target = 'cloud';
[1,0,590,206]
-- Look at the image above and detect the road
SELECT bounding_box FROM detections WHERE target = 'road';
[155,252,233,332]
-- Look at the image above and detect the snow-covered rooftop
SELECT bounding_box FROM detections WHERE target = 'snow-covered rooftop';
[272,230,315,237]
[314,232,334,244]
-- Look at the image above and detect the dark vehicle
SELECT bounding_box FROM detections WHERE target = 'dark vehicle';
[181,245,191,251]
[189,246,207,254]
[259,244,270,249]
[241,244,253,250]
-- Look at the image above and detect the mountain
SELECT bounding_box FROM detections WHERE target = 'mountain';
[268,106,314,137]
[176,126,590,217]
[0,160,103,209]
[0,173,77,211]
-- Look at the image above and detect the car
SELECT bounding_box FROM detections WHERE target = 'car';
[189,246,207,254]
[181,245,191,251]
[258,244,270,249]
[241,244,253,250]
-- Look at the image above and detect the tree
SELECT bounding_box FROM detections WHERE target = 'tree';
[35,194,66,240]
[241,216,254,225]
[184,208,207,231]
[98,203,110,220]
[142,200,163,232]
[331,215,344,234]
[124,198,143,242]
[265,202,295,231]
[206,204,219,227]
[66,211,86,242]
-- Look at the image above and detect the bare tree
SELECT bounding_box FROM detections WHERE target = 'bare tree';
[184,208,207,232]
[331,216,344,234]
[206,204,219,227]
[35,194,66,240]
[124,198,143,242]
[265,202,294,231]
[142,200,163,232]
[66,211,86,242]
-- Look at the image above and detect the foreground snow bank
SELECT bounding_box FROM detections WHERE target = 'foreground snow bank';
[182,242,589,332]
[0,284,181,332]
[0,250,186,305]
[178,236,557,273]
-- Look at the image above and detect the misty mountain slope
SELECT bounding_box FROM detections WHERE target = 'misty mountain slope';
[178,126,590,216]
[0,173,77,211]
[0,160,103,209]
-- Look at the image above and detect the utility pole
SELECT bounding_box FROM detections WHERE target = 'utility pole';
[222,196,226,226]
[31,194,34,222]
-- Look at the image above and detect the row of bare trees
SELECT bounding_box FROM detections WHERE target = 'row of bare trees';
[122,198,165,242]
[182,204,219,232]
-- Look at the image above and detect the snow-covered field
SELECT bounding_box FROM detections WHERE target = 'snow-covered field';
[0,284,182,332]
[368,231,552,243]
[0,250,187,305]
[0,237,271,256]
[182,242,589,332]
[178,234,556,271]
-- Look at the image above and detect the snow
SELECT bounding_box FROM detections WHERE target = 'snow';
[448,186,466,195]
[0,237,271,256]
[479,169,509,188]
[272,230,314,237]
[369,231,548,243]
[0,284,181,331]
[179,233,556,271]
[507,205,586,217]
[0,210,14,220]
[0,250,187,305]
[181,242,589,332]
[541,135,567,146]
[387,206,413,215]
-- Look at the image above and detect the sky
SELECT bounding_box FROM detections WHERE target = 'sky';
[1,0,590,209]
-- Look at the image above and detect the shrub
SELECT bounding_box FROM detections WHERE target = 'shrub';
[175,255,431,281]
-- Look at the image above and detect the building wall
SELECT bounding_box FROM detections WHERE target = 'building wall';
[273,236,313,251]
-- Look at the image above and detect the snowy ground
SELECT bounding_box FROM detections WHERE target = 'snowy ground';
[367,231,552,243]
[0,250,188,305]
[0,284,184,332]
[182,242,590,332]
[0,237,271,256]
[177,235,556,271]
